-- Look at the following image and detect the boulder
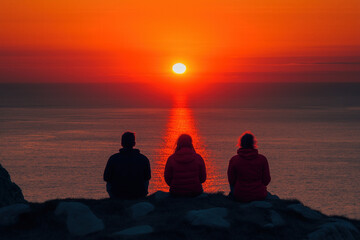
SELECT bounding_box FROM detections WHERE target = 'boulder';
[195,193,209,198]
[186,207,230,228]
[0,203,30,226]
[308,218,360,240]
[55,202,104,236]
[0,163,26,207]
[130,202,155,219]
[242,201,273,209]
[152,191,170,201]
[112,225,154,236]
[287,204,323,220]
[263,210,285,229]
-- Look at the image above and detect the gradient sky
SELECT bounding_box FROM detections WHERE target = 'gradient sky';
[0,0,359,83]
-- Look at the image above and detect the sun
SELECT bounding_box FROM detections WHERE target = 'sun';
[172,63,186,74]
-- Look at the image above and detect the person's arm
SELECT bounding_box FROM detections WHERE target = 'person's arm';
[164,157,172,186]
[199,155,206,184]
[227,158,236,186]
[262,157,271,186]
[103,156,113,182]
[144,156,151,181]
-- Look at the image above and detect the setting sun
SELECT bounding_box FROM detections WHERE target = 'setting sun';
[172,63,186,74]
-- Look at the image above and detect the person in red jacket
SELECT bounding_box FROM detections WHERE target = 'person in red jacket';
[164,134,206,197]
[227,131,271,202]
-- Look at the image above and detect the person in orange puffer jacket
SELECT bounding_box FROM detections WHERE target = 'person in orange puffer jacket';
[164,134,206,197]
[227,131,271,202]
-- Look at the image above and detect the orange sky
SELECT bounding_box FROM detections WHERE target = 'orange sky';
[0,0,359,83]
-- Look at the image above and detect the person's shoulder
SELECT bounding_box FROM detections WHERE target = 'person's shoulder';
[230,154,239,161]
[136,150,150,161]
[258,153,268,161]
[167,153,177,162]
[109,152,121,159]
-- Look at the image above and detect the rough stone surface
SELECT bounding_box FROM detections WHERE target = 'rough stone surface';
[55,202,104,236]
[186,207,230,228]
[0,164,26,207]
[195,193,209,198]
[112,225,154,236]
[245,201,273,209]
[287,204,323,220]
[308,218,360,240]
[130,202,155,219]
[264,210,286,228]
[0,203,30,226]
[266,193,280,200]
[152,191,170,201]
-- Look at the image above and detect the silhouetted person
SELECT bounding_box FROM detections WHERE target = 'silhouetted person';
[164,134,206,197]
[227,131,271,202]
[103,132,151,199]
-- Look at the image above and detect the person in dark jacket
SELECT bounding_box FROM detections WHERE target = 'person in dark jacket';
[227,131,271,202]
[164,134,206,197]
[103,132,151,199]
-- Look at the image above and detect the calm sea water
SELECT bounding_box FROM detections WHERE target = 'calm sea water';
[1,106,359,219]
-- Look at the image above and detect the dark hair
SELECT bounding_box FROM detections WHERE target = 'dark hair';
[239,131,257,149]
[175,134,195,152]
[121,131,135,149]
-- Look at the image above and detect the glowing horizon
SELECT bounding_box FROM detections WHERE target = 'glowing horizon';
[0,1,359,83]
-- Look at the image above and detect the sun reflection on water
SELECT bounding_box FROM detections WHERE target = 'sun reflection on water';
[151,95,216,193]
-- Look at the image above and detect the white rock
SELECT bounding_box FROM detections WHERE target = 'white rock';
[287,204,322,220]
[112,225,154,236]
[186,207,230,228]
[152,191,170,201]
[308,218,360,240]
[0,203,30,226]
[130,202,155,219]
[55,202,104,236]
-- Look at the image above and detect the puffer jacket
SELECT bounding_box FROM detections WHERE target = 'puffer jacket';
[227,148,271,202]
[164,147,206,196]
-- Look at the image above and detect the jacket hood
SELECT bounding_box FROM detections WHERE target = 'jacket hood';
[119,148,140,154]
[237,148,258,160]
[173,147,197,163]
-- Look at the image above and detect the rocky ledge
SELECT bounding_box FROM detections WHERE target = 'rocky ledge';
[0,192,359,240]
[1,164,359,240]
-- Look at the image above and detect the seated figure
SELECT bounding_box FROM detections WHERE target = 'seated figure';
[164,134,207,197]
[227,131,271,202]
[103,131,151,199]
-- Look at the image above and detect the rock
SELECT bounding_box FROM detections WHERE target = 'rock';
[308,218,360,240]
[195,193,209,198]
[0,203,30,226]
[55,202,104,236]
[287,204,323,220]
[0,163,26,207]
[152,191,170,201]
[264,210,285,229]
[130,202,155,219]
[186,207,230,228]
[243,201,273,209]
[112,225,154,236]
[266,193,280,200]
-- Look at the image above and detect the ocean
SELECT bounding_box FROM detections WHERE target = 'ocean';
[0,83,359,219]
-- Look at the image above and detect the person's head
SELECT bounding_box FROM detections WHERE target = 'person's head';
[238,131,257,149]
[175,134,195,152]
[121,131,136,149]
